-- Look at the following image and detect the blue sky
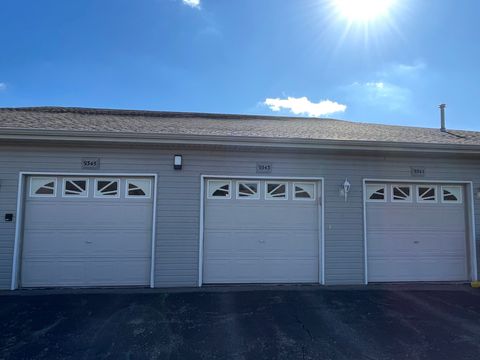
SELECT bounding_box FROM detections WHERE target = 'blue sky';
[0,0,479,130]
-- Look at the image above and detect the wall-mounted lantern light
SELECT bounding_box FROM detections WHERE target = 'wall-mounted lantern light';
[476,188,480,200]
[339,178,351,202]
[173,155,182,170]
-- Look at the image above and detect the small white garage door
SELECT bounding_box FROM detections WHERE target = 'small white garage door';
[366,182,469,282]
[21,176,154,287]
[203,178,321,284]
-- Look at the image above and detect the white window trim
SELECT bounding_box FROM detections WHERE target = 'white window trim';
[416,185,438,203]
[365,184,387,203]
[62,178,89,198]
[265,181,289,200]
[293,182,316,201]
[236,181,260,200]
[125,178,152,199]
[207,179,232,200]
[94,178,121,198]
[29,177,57,198]
[390,184,413,203]
[441,185,463,204]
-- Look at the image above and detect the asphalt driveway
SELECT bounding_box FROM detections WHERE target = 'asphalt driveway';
[1,285,480,360]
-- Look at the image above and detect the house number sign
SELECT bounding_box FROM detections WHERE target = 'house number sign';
[410,167,425,177]
[256,162,272,174]
[81,158,100,170]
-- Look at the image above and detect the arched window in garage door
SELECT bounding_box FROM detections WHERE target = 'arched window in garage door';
[126,179,152,198]
[30,177,57,197]
[441,186,463,203]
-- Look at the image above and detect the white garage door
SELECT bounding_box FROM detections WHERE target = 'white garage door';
[366,182,469,282]
[21,176,154,287]
[203,179,321,284]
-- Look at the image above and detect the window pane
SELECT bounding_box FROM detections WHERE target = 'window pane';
[36,187,54,195]
[366,185,385,201]
[392,185,411,201]
[208,180,231,198]
[266,182,287,199]
[418,186,436,202]
[30,177,57,197]
[95,179,119,197]
[64,179,88,197]
[442,186,462,203]
[127,179,151,197]
[294,183,315,200]
[237,182,259,199]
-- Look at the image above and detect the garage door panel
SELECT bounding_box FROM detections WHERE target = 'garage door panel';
[368,231,466,254]
[369,258,468,282]
[22,229,151,253]
[367,206,465,230]
[203,179,321,284]
[21,261,87,287]
[24,203,151,230]
[206,203,318,230]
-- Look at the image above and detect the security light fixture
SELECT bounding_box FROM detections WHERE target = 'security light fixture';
[174,155,182,170]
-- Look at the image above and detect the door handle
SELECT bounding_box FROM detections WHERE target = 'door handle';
[85,241,92,244]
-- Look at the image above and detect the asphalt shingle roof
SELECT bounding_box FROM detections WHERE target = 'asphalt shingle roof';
[1,106,480,146]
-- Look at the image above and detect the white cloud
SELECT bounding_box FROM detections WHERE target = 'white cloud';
[0,83,6,91]
[264,96,347,117]
[182,0,200,8]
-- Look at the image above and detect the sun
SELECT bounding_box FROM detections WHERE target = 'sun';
[332,0,395,22]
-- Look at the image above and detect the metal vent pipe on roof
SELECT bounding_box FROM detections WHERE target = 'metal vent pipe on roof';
[439,103,446,132]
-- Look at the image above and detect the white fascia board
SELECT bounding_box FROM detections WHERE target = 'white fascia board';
[1,129,480,155]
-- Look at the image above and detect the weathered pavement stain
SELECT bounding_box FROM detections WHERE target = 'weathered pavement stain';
[1,287,480,359]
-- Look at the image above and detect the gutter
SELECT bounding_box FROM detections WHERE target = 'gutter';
[1,128,480,155]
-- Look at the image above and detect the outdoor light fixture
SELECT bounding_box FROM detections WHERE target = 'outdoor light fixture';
[476,188,480,200]
[339,178,351,202]
[173,155,182,170]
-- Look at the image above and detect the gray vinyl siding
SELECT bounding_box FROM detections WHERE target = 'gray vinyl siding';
[0,143,479,289]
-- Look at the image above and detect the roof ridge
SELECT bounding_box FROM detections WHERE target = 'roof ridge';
[0,106,339,122]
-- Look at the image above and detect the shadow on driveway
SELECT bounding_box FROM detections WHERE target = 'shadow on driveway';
[1,285,480,359]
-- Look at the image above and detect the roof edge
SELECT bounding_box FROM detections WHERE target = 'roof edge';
[1,128,480,155]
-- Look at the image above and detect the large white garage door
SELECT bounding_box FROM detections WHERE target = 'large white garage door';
[21,175,154,287]
[366,182,469,282]
[203,178,321,284]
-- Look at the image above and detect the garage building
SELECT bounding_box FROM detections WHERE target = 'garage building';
[0,107,479,289]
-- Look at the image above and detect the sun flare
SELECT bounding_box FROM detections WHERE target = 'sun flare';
[333,0,395,22]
